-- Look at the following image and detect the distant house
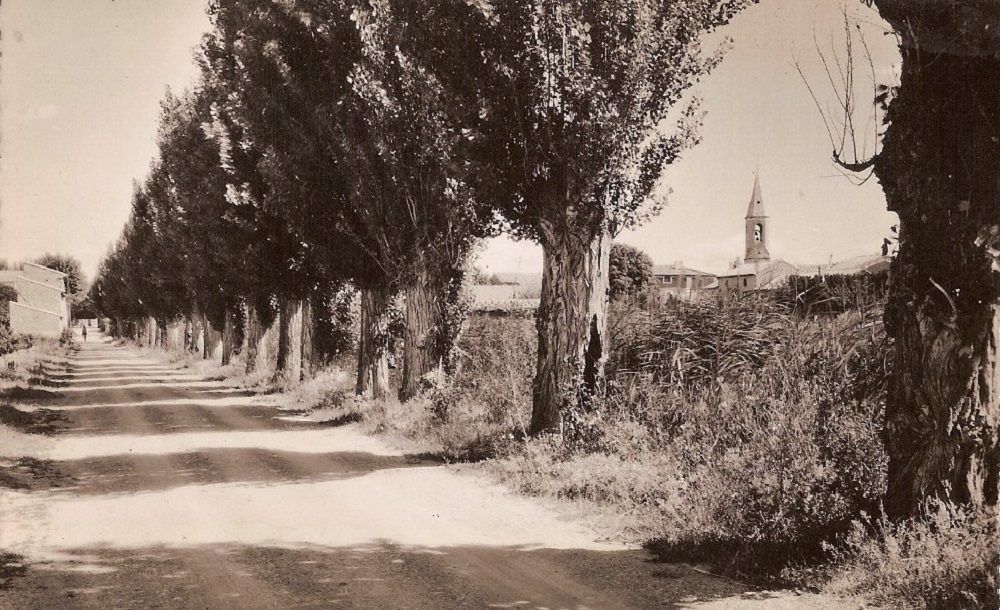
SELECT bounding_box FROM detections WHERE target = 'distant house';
[799,254,892,278]
[716,174,892,295]
[471,275,540,313]
[718,259,802,293]
[0,263,71,336]
[652,262,717,299]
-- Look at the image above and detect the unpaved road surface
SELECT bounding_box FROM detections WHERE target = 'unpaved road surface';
[0,334,857,609]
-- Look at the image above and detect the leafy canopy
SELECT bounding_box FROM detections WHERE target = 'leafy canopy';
[400,0,751,242]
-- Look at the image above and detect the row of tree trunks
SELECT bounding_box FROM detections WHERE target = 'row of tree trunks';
[532,220,611,435]
[870,3,1000,518]
[356,285,390,399]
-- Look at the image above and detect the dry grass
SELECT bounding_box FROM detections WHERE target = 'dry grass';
[162,284,987,608]
[821,502,998,609]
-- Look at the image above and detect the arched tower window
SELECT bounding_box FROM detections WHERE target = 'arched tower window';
[754,223,763,242]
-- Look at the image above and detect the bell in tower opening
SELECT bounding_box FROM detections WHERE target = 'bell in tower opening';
[744,174,770,262]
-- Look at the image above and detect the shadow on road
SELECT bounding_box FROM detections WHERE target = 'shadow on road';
[0,543,772,610]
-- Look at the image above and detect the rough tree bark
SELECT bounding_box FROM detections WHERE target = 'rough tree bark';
[275,297,303,385]
[356,285,391,399]
[244,304,262,375]
[400,264,441,401]
[531,218,611,435]
[221,309,235,365]
[157,319,169,351]
[189,315,203,353]
[300,298,315,381]
[183,317,194,352]
[872,1,1000,518]
[202,313,218,360]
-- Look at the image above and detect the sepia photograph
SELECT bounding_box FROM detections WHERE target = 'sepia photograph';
[0,0,997,608]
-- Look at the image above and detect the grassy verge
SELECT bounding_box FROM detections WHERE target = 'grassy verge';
[175,290,994,609]
[0,336,70,462]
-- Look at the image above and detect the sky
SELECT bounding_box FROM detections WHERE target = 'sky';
[0,0,900,280]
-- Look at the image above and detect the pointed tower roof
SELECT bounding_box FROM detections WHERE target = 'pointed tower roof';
[746,173,766,218]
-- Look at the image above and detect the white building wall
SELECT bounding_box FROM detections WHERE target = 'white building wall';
[0,265,70,335]
[9,302,64,336]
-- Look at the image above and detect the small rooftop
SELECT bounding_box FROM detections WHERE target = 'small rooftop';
[23,261,68,277]
[652,264,715,277]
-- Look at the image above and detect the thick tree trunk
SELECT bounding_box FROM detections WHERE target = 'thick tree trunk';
[356,285,391,399]
[158,319,169,351]
[531,221,611,435]
[182,317,193,352]
[202,313,218,360]
[400,270,442,401]
[300,298,315,381]
[871,31,1000,518]
[221,308,237,366]
[275,297,303,385]
[244,304,261,375]
[147,317,156,348]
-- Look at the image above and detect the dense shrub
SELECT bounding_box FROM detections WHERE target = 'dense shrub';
[785,271,889,315]
[609,243,654,301]
[486,293,891,580]
[311,285,356,365]
[609,295,794,386]
[447,313,535,431]
[823,501,998,609]
[297,282,987,606]
[0,327,32,357]
[0,285,17,329]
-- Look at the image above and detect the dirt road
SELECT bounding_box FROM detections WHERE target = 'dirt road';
[0,334,852,609]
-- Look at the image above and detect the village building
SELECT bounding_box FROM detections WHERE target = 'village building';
[0,262,71,336]
[652,262,718,299]
[717,175,802,293]
[717,175,890,294]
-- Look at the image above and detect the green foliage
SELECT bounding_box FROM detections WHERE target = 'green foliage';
[312,284,356,364]
[608,243,654,301]
[405,0,752,241]
[72,295,99,320]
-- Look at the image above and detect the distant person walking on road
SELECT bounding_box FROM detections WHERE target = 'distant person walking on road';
[81,324,87,342]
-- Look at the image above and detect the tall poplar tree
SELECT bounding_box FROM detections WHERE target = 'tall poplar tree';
[403,0,750,433]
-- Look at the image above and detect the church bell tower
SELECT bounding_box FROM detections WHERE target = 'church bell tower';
[744,174,770,262]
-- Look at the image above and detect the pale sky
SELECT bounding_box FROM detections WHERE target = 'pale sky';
[0,0,900,279]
